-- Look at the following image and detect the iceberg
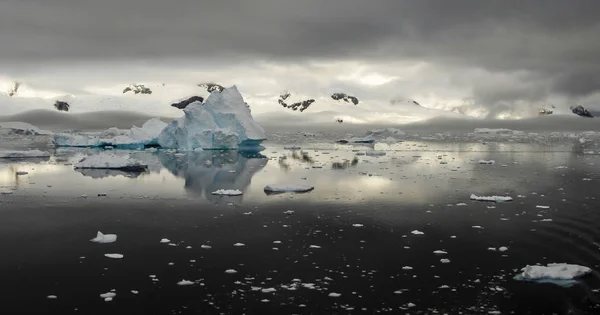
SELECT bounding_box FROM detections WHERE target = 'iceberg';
[514,263,591,287]
[53,118,167,149]
[0,150,51,158]
[158,86,266,150]
[75,152,148,171]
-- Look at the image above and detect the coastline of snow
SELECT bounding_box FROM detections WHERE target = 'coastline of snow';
[158,86,266,150]
[0,149,51,158]
[514,263,592,287]
[264,184,314,194]
[75,152,148,171]
[470,194,513,202]
[0,121,53,135]
[53,118,167,149]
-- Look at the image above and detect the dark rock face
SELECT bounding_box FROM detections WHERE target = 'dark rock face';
[331,93,359,105]
[198,83,225,93]
[278,91,315,112]
[571,105,593,118]
[123,84,152,95]
[171,96,205,109]
[7,82,20,97]
[539,108,553,116]
[54,100,70,112]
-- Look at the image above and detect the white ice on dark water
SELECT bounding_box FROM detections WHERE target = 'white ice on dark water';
[0,149,51,158]
[211,189,243,196]
[514,263,592,287]
[225,269,238,274]
[104,253,124,259]
[264,184,314,193]
[75,152,148,171]
[53,118,167,148]
[411,230,425,235]
[158,86,266,150]
[160,238,170,243]
[470,194,513,202]
[0,188,13,195]
[478,160,495,165]
[90,231,117,244]
[177,280,194,286]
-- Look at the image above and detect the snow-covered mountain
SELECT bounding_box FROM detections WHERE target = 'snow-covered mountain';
[122,84,153,95]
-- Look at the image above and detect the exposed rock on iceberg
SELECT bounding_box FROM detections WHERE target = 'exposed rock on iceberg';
[0,150,51,158]
[53,118,167,149]
[123,84,152,95]
[514,263,592,287]
[171,96,204,109]
[570,105,593,118]
[75,152,148,171]
[158,86,266,150]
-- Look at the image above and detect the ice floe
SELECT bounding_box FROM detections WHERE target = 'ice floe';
[75,152,148,171]
[211,189,243,196]
[264,184,314,194]
[158,86,266,150]
[411,230,425,235]
[104,253,124,259]
[177,280,194,286]
[90,231,117,244]
[514,263,592,287]
[470,194,513,202]
[0,149,51,158]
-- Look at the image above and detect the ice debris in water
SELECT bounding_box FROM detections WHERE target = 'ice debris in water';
[514,263,592,287]
[433,250,448,255]
[104,253,124,259]
[100,292,116,302]
[328,292,342,297]
[440,259,451,264]
[233,243,246,247]
[90,231,117,244]
[536,205,550,209]
[53,118,167,149]
[478,160,495,165]
[177,280,194,286]
[264,184,314,194]
[211,189,243,196]
[225,269,238,274]
[158,86,266,150]
[470,194,513,202]
[47,295,58,299]
[160,238,170,243]
[75,152,148,171]
[499,246,509,252]
[411,230,425,235]
[0,188,14,195]
[0,150,51,158]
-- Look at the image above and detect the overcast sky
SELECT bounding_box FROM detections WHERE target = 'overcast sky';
[1,0,600,118]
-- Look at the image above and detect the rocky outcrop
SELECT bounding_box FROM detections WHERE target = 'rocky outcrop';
[571,105,593,118]
[54,100,70,112]
[123,84,152,95]
[198,83,225,93]
[171,96,204,109]
[331,93,359,105]
[278,91,315,112]
[538,108,553,116]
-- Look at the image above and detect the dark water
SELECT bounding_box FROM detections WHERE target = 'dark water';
[1,141,600,314]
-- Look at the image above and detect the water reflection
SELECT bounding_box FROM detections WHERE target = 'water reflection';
[159,150,267,204]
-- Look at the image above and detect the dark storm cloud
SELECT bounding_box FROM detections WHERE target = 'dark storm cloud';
[1,0,600,99]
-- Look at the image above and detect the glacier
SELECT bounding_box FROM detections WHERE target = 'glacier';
[53,118,167,149]
[158,86,266,150]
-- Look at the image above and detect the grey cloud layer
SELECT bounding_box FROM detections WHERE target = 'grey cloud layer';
[1,0,600,106]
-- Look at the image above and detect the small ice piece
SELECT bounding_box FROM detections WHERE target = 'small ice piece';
[536,205,550,209]
[264,184,314,194]
[433,250,448,255]
[211,189,243,196]
[352,224,364,227]
[328,292,342,297]
[104,253,124,259]
[438,285,450,289]
[402,266,413,270]
[47,295,58,299]
[411,230,425,235]
[261,288,276,293]
[233,243,246,247]
[394,290,403,294]
[407,303,416,308]
[470,194,513,202]
[456,203,467,206]
[283,210,295,215]
[472,226,483,229]
[131,290,139,294]
[90,231,117,244]
[100,292,116,301]
[177,280,194,286]
[0,188,14,195]
[74,152,148,171]
[309,245,321,249]
[201,245,212,249]
[478,160,495,165]
[225,269,238,274]
[0,149,51,159]
[160,238,170,243]
[514,263,592,287]
[440,259,451,264]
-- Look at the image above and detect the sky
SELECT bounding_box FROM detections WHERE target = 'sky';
[1,0,600,120]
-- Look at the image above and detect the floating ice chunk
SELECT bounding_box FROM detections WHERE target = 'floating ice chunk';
[201,245,212,249]
[160,238,170,243]
[225,269,238,274]
[54,118,167,149]
[261,288,276,293]
[499,246,509,252]
[478,160,495,165]
[470,194,513,202]
[365,151,386,156]
[440,259,451,264]
[47,295,58,299]
[0,188,13,195]
[328,292,341,297]
[514,263,591,287]
[0,150,51,158]
[352,224,364,228]
[131,290,139,294]
[0,121,52,135]
[100,292,116,302]
[309,245,321,249]
[411,230,425,235]
[211,189,243,196]
[402,266,413,270]
[104,253,124,259]
[283,210,295,215]
[90,231,117,244]
[177,280,194,286]
[536,205,550,209]
[456,203,467,206]
[407,303,416,308]
[158,86,266,150]
[233,243,246,247]
[75,153,148,171]
[264,184,314,194]
[433,250,448,255]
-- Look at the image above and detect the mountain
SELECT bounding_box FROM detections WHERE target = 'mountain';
[198,83,225,93]
[277,91,315,112]
[331,93,359,105]
[54,100,70,112]
[571,105,594,118]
